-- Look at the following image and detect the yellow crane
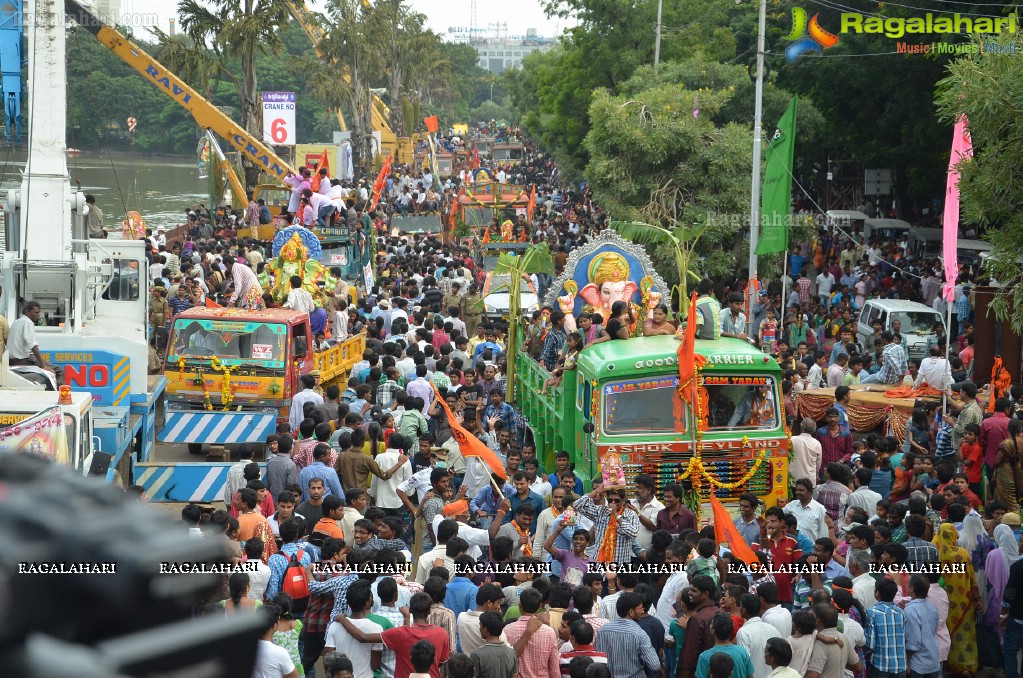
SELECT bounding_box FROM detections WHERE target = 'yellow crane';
[286,0,414,164]
[65,0,296,192]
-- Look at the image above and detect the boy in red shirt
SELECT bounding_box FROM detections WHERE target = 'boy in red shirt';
[960,423,983,497]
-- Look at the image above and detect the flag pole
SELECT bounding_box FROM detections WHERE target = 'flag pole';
[779,253,788,347]
[746,0,768,339]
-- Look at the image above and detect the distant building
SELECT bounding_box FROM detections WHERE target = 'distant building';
[85,0,121,24]
[471,30,556,74]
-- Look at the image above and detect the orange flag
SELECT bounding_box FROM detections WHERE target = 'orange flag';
[481,227,491,245]
[424,115,439,134]
[310,149,329,192]
[370,154,393,211]
[676,292,707,406]
[205,297,222,308]
[710,494,758,566]
[430,384,507,480]
[526,184,537,222]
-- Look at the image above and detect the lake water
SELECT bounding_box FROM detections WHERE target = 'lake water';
[0,149,210,228]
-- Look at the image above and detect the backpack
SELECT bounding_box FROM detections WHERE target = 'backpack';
[280,549,310,613]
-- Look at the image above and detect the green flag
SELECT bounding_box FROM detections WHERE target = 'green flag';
[755,96,798,255]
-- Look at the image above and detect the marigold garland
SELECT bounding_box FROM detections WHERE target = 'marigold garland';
[211,357,241,411]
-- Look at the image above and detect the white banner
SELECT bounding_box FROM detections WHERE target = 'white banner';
[261,92,296,146]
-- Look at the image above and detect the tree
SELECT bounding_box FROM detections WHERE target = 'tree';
[935,34,1023,331]
[300,0,382,177]
[172,0,294,188]
[584,59,818,284]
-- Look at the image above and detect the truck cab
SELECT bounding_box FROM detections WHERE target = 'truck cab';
[0,389,95,478]
[515,334,790,514]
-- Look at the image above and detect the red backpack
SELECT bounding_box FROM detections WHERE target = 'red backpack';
[280,549,310,613]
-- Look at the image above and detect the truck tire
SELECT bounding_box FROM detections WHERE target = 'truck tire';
[188,443,204,455]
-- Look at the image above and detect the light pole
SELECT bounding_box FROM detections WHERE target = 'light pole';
[490,82,494,102]
[654,0,663,66]
[746,0,767,337]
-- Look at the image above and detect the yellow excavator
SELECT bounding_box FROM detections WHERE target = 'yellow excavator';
[286,0,415,164]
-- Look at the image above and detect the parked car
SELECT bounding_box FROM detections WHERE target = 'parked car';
[856,299,945,361]
[482,271,539,320]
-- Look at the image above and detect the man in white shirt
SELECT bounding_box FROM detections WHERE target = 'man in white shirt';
[763,636,802,678]
[816,270,836,308]
[736,594,782,678]
[783,478,830,541]
[915,344,952,390]
[283,276,316,315]
[324,581,383,678]
[289,374,324,430]
[8,301,50,369]
[253,605,299,678]
[431,499,489,559]
[789,418,823,488]
[369,440,411,511]
[847,468,882,517]
[655,542,689,635]
[848,548,877,610]
[631,474,665,552]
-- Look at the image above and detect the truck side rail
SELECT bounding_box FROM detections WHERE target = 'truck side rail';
[513,325,577,473]
[315,332,366,384]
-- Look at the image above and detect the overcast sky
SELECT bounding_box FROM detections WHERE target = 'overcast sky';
[120,0,570,42]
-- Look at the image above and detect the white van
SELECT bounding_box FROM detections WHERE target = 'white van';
[856,299,945,361]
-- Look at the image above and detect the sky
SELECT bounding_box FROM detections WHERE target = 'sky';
[120,0,569,42]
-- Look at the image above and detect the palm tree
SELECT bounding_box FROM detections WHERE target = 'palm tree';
[173,0,293,187]
[611,180,706,314]
[487,244,553,403]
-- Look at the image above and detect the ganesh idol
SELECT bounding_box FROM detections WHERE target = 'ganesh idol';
[558,251,661,334]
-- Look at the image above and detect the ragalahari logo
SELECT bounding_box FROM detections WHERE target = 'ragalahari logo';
[785,8,840,61]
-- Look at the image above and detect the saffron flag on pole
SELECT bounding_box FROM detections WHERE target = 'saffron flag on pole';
[710,493,759,566]
[430,384,507,480]
[423,115,440,134]
[370,154,393,212]
[755,96,798,255]
[527,184,537,222]
[676,292,707,407]
[942,116,972,302]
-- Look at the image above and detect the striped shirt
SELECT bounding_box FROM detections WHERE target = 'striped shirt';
[307,572,358,624]
[559,646,608,677]
[864,601,906,673]
[594,618,660,678]
[504,614,561,678]
[574,496,640,563]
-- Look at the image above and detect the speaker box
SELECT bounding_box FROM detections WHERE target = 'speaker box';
[88,452,113,477]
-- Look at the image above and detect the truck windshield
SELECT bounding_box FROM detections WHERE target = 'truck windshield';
[603,376,686,435]
[891,311,940,335]
[168,319,288,367]
[702,375,779,431]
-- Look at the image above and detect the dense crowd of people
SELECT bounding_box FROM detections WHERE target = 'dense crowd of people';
[125,125,1023,678]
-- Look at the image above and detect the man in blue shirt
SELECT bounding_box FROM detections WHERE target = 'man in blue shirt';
[788,247,806,282]
[501,472,546,533]
[298,443,345,501]
[865,578,907,678]
[904,574,939,678]
[695,612,756,678]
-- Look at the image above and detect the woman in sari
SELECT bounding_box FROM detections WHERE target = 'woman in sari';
[979,524,1018,669]
[958,513,995,598]
[993,418,1023,513]
[934,522,979,676]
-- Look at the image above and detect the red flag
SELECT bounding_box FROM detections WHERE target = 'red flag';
[676,292,707,406]
[370,154,393,211]
[710,494,758,566]
[431,384,507,480]
[424,115,439,134]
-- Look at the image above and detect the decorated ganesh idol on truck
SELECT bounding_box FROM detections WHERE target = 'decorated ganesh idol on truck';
[513,229,791,519]
[159,227,363,458]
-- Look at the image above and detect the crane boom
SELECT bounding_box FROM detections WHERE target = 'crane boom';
[65,0,296,186]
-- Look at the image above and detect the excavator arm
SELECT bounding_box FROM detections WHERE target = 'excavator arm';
[65,0,296,187]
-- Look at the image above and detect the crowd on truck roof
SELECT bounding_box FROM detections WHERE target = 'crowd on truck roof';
[77,123,1023,678]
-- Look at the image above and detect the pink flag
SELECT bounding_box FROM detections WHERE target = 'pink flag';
[942,116,972,302]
